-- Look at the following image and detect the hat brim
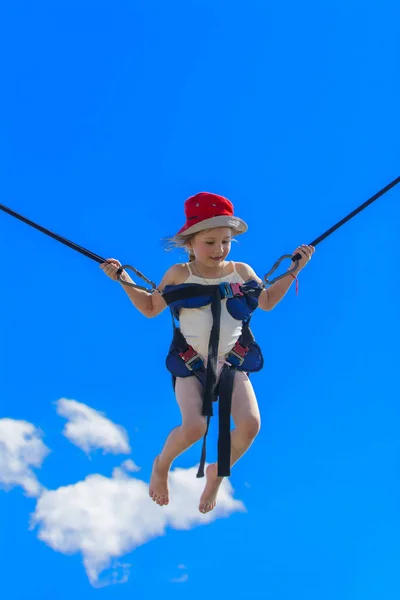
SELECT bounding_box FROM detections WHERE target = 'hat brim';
[177,215,248,237]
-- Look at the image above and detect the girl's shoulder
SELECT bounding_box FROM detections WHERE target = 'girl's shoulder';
[234,262,263,284]
[158,263,189,290]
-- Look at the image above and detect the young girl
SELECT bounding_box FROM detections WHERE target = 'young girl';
[101,192,314,514]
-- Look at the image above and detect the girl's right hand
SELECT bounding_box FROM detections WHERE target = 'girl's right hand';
[100,258,123,281]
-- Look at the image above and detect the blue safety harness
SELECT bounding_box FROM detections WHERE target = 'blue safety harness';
[162,279,264,478]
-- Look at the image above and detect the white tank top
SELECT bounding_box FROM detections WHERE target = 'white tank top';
[179,261,245,359]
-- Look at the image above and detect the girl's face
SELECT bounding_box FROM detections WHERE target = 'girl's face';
[188,227,232,268]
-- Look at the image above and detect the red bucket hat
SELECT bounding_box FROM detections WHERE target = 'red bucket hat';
[176,192,248,237]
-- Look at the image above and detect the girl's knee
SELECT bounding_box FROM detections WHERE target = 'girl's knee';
[237,416,261,441]
[182,419,207,443]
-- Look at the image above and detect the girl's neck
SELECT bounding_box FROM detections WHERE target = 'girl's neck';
[192,260,228,279]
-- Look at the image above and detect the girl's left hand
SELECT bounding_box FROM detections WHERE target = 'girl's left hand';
[291,244,315,273]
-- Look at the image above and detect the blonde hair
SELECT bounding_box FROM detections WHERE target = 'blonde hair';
[164,232,199,262]
[164,228,236,263]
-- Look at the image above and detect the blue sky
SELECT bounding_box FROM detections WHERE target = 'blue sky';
[1,0,399,598]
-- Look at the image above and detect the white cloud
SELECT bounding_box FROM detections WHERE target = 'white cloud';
[171,563,188,583]
[31,465,245,586]
[112,459,141,479]
[55,399,131,455]
[121,459,141,472]
[0,419,50,497]
[171,574,188,583]
[165,466,246,528]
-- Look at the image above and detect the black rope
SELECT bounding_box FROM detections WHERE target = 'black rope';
[2,175,398,288]
[0,203,106,264]
[0,203,157,291]
[293,176,399,261]
[264,176,400,285]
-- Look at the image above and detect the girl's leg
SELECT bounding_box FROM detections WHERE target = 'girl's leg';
[199,371,261,513]
[149,375,207,506]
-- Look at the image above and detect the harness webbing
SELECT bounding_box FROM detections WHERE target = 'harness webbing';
[164,285,228,475]
[203,289,221,417]
[217,366,236,476]
[163,283,260,478]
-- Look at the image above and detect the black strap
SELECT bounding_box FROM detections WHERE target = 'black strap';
[239,319,254,347]
[196,364,236,478]
[217,365,235,477]
[196,416,211,478]
[163,284,219,305]
[202,290,221,418]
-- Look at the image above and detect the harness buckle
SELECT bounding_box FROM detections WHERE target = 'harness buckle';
[230,283,244,296]
[219,282,233,298]
[179,346,203,371]
[219,282,244,299]
[232,341,248,358]
[226,341,249,367]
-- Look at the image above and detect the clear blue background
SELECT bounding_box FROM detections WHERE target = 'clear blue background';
[1,1,399,598]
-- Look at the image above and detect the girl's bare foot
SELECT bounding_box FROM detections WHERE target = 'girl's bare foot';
[149,455,169,506]
[199,463,223,514]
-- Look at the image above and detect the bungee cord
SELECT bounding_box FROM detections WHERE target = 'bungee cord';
[0,203,157,292]
[1,176,399,291]
[263,176,400,285]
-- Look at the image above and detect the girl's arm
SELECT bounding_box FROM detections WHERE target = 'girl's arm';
[101,261,187,318]
[236,244,314,311]
[259,274,296,311]
[236,262,291,311]
[117,268,164,317]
